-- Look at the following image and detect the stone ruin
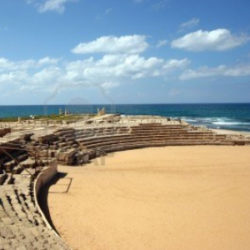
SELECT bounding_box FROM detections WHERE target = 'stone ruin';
[0,137,69,249]
[0,114,250,249]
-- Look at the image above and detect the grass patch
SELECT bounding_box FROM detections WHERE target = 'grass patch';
[0,113,96,122]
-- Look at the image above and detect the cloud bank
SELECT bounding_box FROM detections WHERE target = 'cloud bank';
[72,35,149,55]
[180,64,250,80]
[1,33,250,100]
[0,35,190,94]
[0,55,189,92]
[172,29,249,51]
[26,0,76,13]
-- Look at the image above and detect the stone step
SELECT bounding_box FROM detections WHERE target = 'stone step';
[0,173,7,185]
[85,139,233,152]
[12,165,25,174]
[94,140,232,154]
[79,135,222,148]
[19,158,37,169]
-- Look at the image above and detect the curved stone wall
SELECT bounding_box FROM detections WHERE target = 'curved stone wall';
[33,160,59,231]
[0,147,69,249]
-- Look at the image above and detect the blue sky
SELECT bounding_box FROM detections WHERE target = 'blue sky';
[0,0,250,104]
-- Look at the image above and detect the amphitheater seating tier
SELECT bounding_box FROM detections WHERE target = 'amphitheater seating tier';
[1,118,249,248]
[0,138,69,249]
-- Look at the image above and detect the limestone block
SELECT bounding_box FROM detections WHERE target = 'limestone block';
[20,158,36,168]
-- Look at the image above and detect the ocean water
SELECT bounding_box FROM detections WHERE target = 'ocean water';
[0,103,250,132]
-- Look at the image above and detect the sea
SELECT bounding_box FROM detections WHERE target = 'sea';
[0,103,250,132]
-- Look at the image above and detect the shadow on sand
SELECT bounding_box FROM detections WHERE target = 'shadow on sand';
[37,172,72,235]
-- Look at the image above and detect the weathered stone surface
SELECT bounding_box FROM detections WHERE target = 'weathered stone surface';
[1,114,249,249]
[20,158,36,168]
[0,128,11,137]
[0,143,69,249]
[37,134,58,144]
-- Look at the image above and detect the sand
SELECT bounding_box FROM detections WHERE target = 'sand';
[212,129,250,136]
[48,146,250,250]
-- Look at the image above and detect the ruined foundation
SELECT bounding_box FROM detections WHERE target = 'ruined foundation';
[0,114,249,249]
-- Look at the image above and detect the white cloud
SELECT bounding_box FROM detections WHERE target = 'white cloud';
[156,39,168,48]
[38,57,59,65]
[0,57,59,72]
[180,64,250,80]
[163,59,190,71]
[171,29,249,51]
[1,52,250,98]
[26,0,76,13]
[72,35,149,55]
[0,53,188,93]
[65,54,187,82]
[179,18,199,31]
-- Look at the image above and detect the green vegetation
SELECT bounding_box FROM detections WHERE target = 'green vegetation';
[0,113,96,122]
[0,117,19,122]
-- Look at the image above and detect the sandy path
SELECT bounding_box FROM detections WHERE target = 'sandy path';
[48,146,250,250]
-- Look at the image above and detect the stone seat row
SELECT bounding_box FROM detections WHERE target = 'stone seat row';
[55,126,130,136]
[32,122,239,166]
[76,131,225,145]
[36,129,130,145]
[0,137,70,249]
[87,140,232,155]
[50,127,220,145]
[0,170,69,249]
[81,138,233,151]
[58,128,130,139]
[75,135,221,151]
[79,136,216,149]
[54,132,234,166]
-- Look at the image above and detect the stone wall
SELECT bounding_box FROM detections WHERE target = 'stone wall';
[33,160,58,231]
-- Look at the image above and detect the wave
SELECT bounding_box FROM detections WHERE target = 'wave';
[213,121,250,126]
[179,116,250,131]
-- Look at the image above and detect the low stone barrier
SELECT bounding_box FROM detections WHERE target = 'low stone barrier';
[33,159,58,231]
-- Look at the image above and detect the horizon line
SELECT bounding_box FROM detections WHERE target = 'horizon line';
[0,102,250,106]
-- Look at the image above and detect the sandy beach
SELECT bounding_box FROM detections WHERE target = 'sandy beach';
[48,146,250,250]
[212,129,250,136]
